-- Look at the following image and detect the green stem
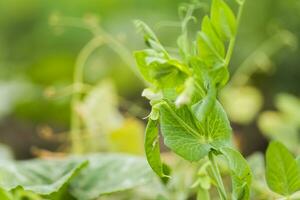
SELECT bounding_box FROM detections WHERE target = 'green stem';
[209,152,227,200]
[225,1,245,67]
[70,36,105,153]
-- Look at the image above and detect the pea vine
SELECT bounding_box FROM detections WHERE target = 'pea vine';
[134,0,252,199]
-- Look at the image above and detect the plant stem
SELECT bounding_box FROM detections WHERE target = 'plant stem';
[209,152,227,200]
[70,36,105,153]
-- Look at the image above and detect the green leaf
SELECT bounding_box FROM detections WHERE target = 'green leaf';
[0,158,88,196]
[190,57,229,89]
[159,101,231,161]
[134,20,168,55]
[211,0,236,41]
[197,16,225,66]
[144,119,165,177]
[266,141,300,196]
[134,50,188,88]
[220,147,252,200]
[191,84,217,123]
[0,188,12,200]
[70,154,155,200]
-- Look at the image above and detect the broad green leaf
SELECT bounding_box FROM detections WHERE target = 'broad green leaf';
[197,32,225,67]
[144,119,165,177]
[134,50,188,88]
[70,154,155,200]
[266,141,300,196]
[197,16,225,66]
[201,16,225,58]
[191,84,216,123]
[211,0,236,41]
[0,158,88,196]
[190,57,229,89]
[220,147,252,200]
[159,101,231,161]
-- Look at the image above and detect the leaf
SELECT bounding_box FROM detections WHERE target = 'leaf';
[190,57,229,89]
[258,111,299,153]
[191,84,216,123]
[81,80,123,151]
[134,50,188,88]
[144,119,165,177]
[275,93,300,124]
[70,154,155,200]
[220,147,252,200]
[159,101,231,161]
[0,143,14,162]
[197,16,225,66]
[211,0,237,41]
[0,158,88,196]
[134,20,168,55]
[0,188,12,200]
[265,141,300,196]
[221,86,263,124]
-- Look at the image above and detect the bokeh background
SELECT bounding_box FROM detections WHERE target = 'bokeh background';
[0,0,300,159]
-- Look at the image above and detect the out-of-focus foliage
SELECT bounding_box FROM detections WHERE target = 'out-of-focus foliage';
[258,93,300,153]
[0,154,156,200]
[221,86,263,124]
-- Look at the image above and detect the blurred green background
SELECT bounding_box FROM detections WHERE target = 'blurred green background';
[0,0,299,159]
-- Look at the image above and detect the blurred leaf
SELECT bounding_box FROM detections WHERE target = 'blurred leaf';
[81,81,123,150]
[258,111,299,152]
[0,144,14,162]
[70,154,155,200]
[0,188,12,200]
[275,93,300,125]
[108,118,144,155]
[258,93,300,153]
[221,86,263,124]
[266,141,300,196]
[0,80,35,119]
[0,158,88,196]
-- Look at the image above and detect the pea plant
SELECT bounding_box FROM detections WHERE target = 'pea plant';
[134,0,300,200]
